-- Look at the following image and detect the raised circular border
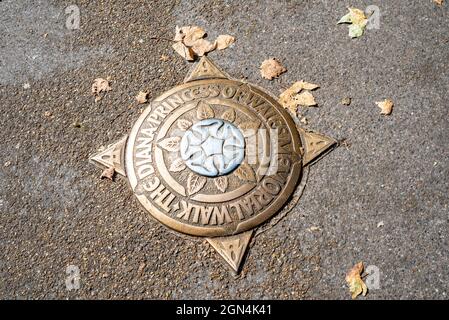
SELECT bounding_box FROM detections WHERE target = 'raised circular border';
[125,78,303,237]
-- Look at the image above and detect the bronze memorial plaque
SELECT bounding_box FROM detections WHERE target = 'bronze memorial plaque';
[90,57,336,273]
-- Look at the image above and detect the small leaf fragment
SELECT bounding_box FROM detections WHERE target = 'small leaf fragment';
[346,262,368,299]
[349,24,364,38]
[100,167,115,181]
[172,41,195,61]
[92,78,112,101]
[215,34,235,50]
[295,91,317,107]
[338,13,352,24]
[136,91,148,104]
[182,26,206,47]
[260,58,287,80]
[191,38,216,57]
[376,99,394,115]
[341,97,351,106]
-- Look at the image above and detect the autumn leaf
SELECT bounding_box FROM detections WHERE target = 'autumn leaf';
[187,173,207,195]
[234,163,256,182]
[197,100,215,119]
[279,81,320,113]
[136,91,148,104]
[376,99,394,115]
[215,35,235,50]
[346,262,368,299]
[191,38,216,57]
[158,136,181,152]
[169,158,186,172]
[221,108,236,122]
[260,58,287,80]
[177,119,192,131]
[181,26,206,47]
[172,41,195,61]
[214,176,228,192]
[338,7,368,38]
[100,167,115,181]
[92,78,112,101]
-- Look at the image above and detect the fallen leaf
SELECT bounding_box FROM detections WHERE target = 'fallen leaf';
[341,97,351,106]
[338,7,368,38]
[434,0,444,5]
[160,54,170,62]
[92,78,111,95]
[215,34,235,50]
[376,99,394,115]
[173,25,185,42]
[101,167,115,181]
[260,58,287,80]
[172,41,195,61]
[182,26,206,47]
[291,81,320,91]
[296,91,317,107]
[187,173,207,195]
[191,38,216,57]
[346,262,368,299]
[136,91,148,104]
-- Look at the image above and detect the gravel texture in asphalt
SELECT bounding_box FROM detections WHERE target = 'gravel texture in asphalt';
[0,0,448,299]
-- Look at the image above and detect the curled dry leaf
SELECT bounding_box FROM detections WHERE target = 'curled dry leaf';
[221,108,236,122]
[376,99,394,115]
[92,78,112,101]
[158,136,181,152]
[136,91,148,104]
[182,26,207,47]
[346,262,368,299]
[187,173,207,195]
[100,167,115,181]
[294,91,317,107]
[234,163,256,182]
[214,176,228,192]
[260,58,287,80]
[169,158,186,172]
[215,34,235,50]
[172,41,195,61]
[191,38,216,57]
[279,81,320,113]
[197,101,215,119]
[177,119,193,131]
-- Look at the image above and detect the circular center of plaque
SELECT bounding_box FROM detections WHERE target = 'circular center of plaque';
[180,118,245,177]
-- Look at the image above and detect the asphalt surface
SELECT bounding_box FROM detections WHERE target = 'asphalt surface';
[0,0,448,299]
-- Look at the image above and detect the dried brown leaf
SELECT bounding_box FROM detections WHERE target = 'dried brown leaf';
[214,176,228,192]
[346,262,368,299]
[158,136,181,152]
[172,41,195,61]
[136,91,148,104]
[169,158,186,172]
[197,100,215,119]
[100,167,115,181]
[187,173,207,195]
[215,34,235,50]
[92,78,112,96]
[260,58,287,80]
[295,91,317,107]
[191,38,216,57]
[182,26,206,47]
[234,163,256,182]
[376,99,394,115]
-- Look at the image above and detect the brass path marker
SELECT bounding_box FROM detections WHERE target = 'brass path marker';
[90,56,336,273]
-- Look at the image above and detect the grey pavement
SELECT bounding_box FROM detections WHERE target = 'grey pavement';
[0,0,448,299]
